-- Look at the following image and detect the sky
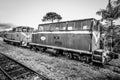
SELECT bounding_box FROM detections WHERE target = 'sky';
[0,0,120,29]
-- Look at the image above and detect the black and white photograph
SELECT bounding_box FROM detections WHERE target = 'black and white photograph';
[0,0,120,80]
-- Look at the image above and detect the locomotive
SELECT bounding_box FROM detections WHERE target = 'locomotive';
[3,26,34,46]
[3,18,118,65]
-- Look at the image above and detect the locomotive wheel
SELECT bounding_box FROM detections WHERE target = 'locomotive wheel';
[85,56,91,63]
[64,52,72,59]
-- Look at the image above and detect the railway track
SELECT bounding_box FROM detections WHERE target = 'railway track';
[0,52,51,80]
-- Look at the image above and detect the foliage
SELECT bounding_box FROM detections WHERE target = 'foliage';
[42,12,62,23]
[96,0,120,52]
[96,0,120,21]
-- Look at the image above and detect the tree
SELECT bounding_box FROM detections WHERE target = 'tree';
[96,0,120,51]
[42,12,62,23]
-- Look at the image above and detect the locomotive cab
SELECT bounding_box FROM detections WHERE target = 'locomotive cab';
[91,21,119,65]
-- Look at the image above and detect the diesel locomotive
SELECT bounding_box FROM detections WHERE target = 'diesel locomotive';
[3,18,118,65]
[3,26,34,46]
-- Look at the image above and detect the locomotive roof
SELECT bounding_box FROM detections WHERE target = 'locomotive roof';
[38,18,97,26]
[14,26,34,29]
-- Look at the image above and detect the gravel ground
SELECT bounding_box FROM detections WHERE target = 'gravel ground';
[0,38,120,80]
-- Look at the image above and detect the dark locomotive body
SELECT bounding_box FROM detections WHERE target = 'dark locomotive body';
[3,18,118,65]
[30,18,100,53]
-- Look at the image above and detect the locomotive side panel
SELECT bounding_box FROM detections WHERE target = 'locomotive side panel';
[66,33,91,51]
[12,32,20,41]
[6,32,12,40]
[32,33,51,46]
[50,33,67,47]
[38,33,50,45]
[32,32,92,52]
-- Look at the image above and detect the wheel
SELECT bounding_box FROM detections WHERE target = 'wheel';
[64,52,72,59]
[85,56,91,63]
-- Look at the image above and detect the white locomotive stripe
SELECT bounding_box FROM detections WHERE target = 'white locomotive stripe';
[29,42,92,54]
[33,31,91,34]
[92,31,100,43]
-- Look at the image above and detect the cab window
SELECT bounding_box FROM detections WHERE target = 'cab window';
[12,28,16,32]
[22,27,27,32]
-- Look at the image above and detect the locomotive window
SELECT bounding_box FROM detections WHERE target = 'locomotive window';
[12,28,16,32]
[68,26,73,30]
[60,22,66,30]
[22,28,27,32]
[75,21,82,30]
[55,27,59,30]
[67,22,75,30]
[81,21,91,30]
[39,26,44,31]
[28,28,34,32]
[17,28,22,32]
[43,25,50,31]
[50,23,60,31]
[83,26,88,30]
[63,27,66,30]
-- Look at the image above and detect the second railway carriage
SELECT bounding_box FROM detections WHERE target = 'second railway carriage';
[3,26,34,46]
[29,18,118,65]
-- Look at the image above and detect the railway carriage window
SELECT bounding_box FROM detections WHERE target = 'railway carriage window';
[55,27,59,30]
[28,28,34,32]
[81,21,91,30]
[75,21,82,30]
[12,28,16,32]
[60,22,66,30]
[68,26,73,30]
[55,23,60,31]
[38,26,44,31]
[15,28,18,32]
[43,24,50,31]
[22,28,27,32]
[83,26,88,30]
[51,23,60,31]
[61,26,66,30]
[67,22,75,30]
[17,27,22,32]
[50,24,56,31]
